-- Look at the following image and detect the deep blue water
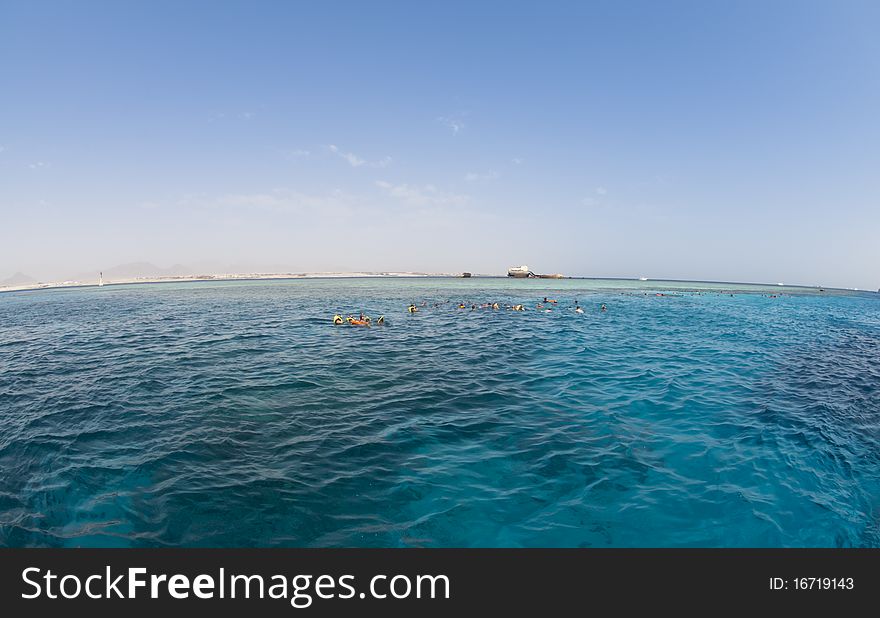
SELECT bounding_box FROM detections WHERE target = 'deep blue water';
[1,278,879,547]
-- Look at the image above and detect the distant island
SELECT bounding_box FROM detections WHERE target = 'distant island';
[0,270,475,293]
[1,262,874,295]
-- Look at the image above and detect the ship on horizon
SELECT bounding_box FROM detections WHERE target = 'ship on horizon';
[507,265,564,279]
[507,265,532,278]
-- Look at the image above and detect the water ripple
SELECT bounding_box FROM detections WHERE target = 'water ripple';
[1,279,879,547]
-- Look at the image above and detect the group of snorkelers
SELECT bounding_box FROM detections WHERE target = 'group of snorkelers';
[335,288,794,327]
[534,297,606,313]
[332,312,385,327]
[334,298,608,326]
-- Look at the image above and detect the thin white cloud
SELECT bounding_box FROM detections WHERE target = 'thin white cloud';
[375,180,470,207]
[218,190,350,213]
[328,144,391,168]
[179,189,364,220]
[511,157,524,165]
[208,110,257,122]
[437,116,465,135]
[286,149,311,158]
[581,187,608,208]
[28,161,48,170]
[330,144,363,167]
[583,188,610,207]
[464,170,499,182]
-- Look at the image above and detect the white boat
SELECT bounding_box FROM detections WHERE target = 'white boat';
[507,265,531,278]
[638,276,648,281]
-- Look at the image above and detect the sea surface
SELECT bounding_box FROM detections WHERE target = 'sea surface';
[1,278,879,547]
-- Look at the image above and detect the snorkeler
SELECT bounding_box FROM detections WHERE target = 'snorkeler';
[408,304,418,313]
[333,314,344,324]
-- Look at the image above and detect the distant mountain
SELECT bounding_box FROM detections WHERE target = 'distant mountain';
[105,262,178,279]
[72,262,198,282]
[0,272,37,287]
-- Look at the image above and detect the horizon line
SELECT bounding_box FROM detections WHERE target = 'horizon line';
[1,271,877,296]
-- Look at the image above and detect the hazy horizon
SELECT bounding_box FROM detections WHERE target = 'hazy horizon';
[2,1,878,290]
[2,260,877,293]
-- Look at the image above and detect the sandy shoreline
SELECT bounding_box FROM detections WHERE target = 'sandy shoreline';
[1,272,873,296]
[0,271,467,294]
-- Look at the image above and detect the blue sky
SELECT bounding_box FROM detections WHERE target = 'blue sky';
[1,0,878,288]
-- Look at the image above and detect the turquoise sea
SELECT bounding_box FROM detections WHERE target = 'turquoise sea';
[1,277,878,547]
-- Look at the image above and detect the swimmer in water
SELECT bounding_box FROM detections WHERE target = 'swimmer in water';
[575,305,584,313]
[600,304,607,312]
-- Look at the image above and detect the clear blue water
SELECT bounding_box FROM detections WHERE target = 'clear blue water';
[1,278,879,547]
